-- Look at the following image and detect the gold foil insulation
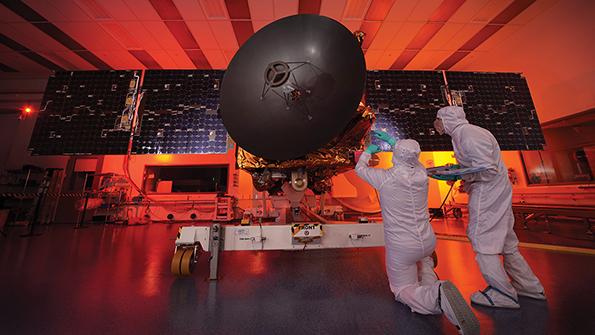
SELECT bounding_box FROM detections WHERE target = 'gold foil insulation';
[237,102,375,194]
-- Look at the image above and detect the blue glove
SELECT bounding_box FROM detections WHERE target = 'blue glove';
[446,164,461,170]
[372,130,396,146]
[429,174,462,181]
[364,144,381,154]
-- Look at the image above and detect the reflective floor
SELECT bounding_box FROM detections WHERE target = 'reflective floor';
[0,223,593,334]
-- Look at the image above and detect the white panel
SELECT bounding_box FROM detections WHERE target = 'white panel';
[173,0,207,20]
[0,50,50,73]
[164,49,194,68]
[386,22,424,50]
[343,0,371,19]
[5,22,67,51]
[24,0,93,21]
[185,20,220,50]
[472,0,514,23]
[407,0,441,22]
[366,21,404,51]
[450,50,489,70]
[475,24,523,51]
[54,21,128,51]
[208,21,239,50]
[116,21,163,51]
[140,21,189,51]
[144,49,178,68]
[92,50,142,68]
[248,0,274,20]
[404,50,452,70]
[424,22,465,50]
[385,0,419,21]
[273,0,298,19]
[122,0,161,20]
[320,0,347,21]
[376,50,402,69]
[201,49,227,69]
[444,23,485,51]
[75,0,137,20]
[199,0,228,19]
[449,0,491,23]
[364,49,383,69]
[509,0,559,25]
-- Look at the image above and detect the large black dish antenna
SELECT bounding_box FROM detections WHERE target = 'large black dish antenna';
[220,14,366,161]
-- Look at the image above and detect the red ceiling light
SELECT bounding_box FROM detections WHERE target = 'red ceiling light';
[19,105,34,120]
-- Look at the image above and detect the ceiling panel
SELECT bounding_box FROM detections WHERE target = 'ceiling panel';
[340,19,363,32]
[122,0,161,20]
[423,22,465,50]
[509,0,558,25]
[248,0,274,20]
[23,0,93,21]
[376,50,402,68]
[75,0,137,21]
[442,22,486,51]
[143,49,177,68]
[449,0,491,23]
[208,21,239,50]
[202,49,227,69]
[472,0,515,24]
[407,0,442,22]
[404,49,451,69]
[92,49,143,68]
[0,48,50,73]
[385,0,418,21]
[475,24,523,51]
[185,20,219,49]
[364,48,383,69]
[386,22,424,50]
[366,21,404,51]
[274,0,299,19]
[343,0,371,20]
[320,0,347,20]
[173,0,208,20]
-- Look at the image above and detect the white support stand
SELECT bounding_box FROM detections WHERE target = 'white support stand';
[173,223,385,278]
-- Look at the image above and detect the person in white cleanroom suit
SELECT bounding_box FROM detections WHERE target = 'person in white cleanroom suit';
[356,135,479,335]
[435,106,545,309]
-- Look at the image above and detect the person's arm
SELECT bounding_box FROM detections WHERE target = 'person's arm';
[459,135,499,183]
[355,151,388,190]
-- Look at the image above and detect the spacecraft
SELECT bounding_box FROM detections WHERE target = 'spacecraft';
[219,14,372,196]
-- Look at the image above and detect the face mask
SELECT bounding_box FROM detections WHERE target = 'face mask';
[434,118,445,135]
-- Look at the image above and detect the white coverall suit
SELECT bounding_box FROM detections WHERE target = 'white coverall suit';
[437,106,545,307]
[355,140,441,314]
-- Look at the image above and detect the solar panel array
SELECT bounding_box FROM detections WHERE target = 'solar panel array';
[445,71,544,150]
[29,70,137,155]
[365,70,544,151]
[132,70,227,154]
[29,69,544,156]
[366,70,449,151]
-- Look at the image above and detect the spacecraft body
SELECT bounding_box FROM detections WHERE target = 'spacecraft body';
[219,14,371,195]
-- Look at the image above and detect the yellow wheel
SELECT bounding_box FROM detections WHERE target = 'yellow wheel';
[180,248,195,276]
[171,248,194,277]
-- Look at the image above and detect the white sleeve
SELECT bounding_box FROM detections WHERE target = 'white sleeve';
[355,152,388,190]
[459,134,499,183]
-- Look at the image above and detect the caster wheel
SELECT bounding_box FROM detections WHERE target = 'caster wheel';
[453,208,463,219]
[171,248,195,277]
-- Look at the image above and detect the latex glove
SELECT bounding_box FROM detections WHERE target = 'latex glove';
[445,164,461,170]
[371,130,396,146]
[429,174,461,181]
[364,144,381,154]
